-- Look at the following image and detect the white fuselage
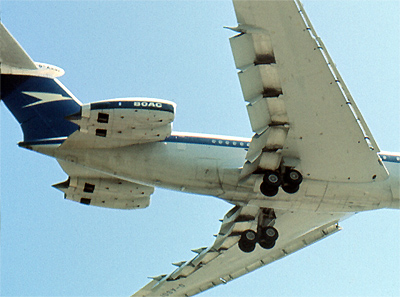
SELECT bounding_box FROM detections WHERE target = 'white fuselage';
[31,132,400,213]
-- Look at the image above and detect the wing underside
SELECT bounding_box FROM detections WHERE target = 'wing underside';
[229,0,387,183]
[133,1,383,295]
[133,205,344,296]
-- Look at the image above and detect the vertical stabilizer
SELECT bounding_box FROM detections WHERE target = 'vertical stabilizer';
[1,22,81,144]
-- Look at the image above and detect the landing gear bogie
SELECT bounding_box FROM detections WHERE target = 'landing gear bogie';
[238,227,279,253]
[260,168,303,197]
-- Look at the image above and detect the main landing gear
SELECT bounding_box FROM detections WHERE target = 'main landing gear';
[260,168,303,197]
[238,208,279,253]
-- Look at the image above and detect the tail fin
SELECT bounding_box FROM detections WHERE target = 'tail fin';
[1,22,81,144]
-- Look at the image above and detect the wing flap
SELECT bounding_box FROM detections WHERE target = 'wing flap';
[246,96,289,130]
[230,0,388,182]
[229,30,276,70]
[238,64,282,102]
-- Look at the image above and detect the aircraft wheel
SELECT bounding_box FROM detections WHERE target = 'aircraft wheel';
[259,226,279,250]
[284,169,303,185]
[238,230,257,253]
[260,182,279,197]
[282,184,300,194]
[263,170,282,187]
[263,226,279,240]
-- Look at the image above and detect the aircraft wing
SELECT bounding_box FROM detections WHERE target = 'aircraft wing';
[133,1,386,295]
[133,205,344,296]
[229,0,387,182]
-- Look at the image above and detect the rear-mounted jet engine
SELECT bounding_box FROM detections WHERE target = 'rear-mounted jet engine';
[66,98,176,147]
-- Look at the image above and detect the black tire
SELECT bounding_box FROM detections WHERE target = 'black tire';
[263,170,282,186]
[259,238,276,249]
[238,238,256,253]
[284,169,303,185]
[282,183,300,194]
[260,182,279,197]
[238,230,257,253]
[258,226,279,250]
[241,229,257,243]
[261,226,279,241]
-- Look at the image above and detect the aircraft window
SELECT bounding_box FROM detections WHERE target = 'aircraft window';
[397,157,400,161]
[382,155,387,160]
[218,140,223,144]
[240,142,244,146]
[225,141,229,145]
[212,139,216,144]
[233,142,237,146]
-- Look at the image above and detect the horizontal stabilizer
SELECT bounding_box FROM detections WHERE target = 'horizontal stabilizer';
[0,22,37,69]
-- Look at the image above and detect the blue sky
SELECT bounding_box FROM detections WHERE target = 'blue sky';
[1,1,399,296]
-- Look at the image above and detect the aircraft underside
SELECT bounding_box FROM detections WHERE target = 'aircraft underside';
[1,0,399,295]
[28,139,397,215]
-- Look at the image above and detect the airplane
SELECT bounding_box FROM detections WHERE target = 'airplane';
[1,1,399,296]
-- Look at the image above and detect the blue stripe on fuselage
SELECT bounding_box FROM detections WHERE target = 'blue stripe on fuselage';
[16,130,400,165]
[378,153,400,164]
[164,134,250,148]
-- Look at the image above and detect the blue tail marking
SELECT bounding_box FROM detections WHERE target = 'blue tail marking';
[1,74,81,142]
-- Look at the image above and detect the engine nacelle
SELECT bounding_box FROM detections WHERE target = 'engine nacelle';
[67,98,176,146]
[53,177,154,210]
